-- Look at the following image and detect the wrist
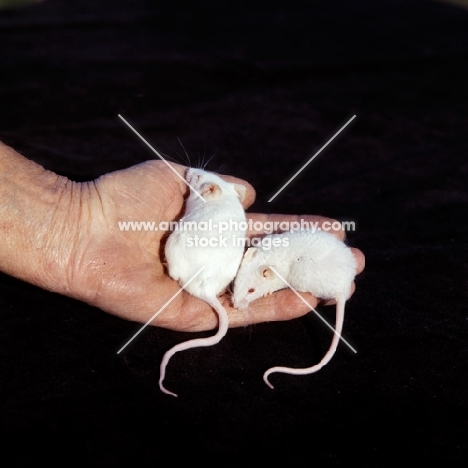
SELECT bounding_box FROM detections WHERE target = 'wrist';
[0,142,81,295]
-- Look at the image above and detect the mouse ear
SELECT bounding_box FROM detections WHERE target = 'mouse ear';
[233,183,246,202]
[260,266,275,280]
[243,246,257,261]
[201,182,221,200]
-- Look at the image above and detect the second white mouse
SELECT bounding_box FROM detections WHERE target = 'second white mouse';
[232,229,357,389]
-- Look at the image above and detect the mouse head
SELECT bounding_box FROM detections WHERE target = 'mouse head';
[232,246,285,309]
[186,167,246,202]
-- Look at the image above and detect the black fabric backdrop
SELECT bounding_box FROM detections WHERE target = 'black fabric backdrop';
[1,0,467,466]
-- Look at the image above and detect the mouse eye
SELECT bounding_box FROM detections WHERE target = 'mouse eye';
[248,288,255,294]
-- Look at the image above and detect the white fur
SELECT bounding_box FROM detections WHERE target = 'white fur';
[160,167,247,396]
[232,229,356,388]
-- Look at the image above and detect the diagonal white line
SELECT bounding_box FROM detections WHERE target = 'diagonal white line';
[118,114,206,202]
[116,266,206,354]
[269,266,357,353]
[268,115,356,202]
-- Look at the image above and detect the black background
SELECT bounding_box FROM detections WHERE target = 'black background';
[1,0,467,466]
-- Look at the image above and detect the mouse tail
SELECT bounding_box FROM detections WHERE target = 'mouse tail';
[263,297,346,389]
[159,295,229,397]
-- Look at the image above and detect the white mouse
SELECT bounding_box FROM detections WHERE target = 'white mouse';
[160,167,247,396]
[232,229,357,389]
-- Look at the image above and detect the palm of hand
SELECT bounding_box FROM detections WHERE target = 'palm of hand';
[68,160,209,331]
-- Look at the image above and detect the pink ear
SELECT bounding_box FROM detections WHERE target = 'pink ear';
[201,182,221,200]
[261,266,275,280]
[243,247,257,261]
[234,183,246,202]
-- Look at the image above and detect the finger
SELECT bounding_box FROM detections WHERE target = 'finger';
[218,174,256,209]
[350,247,365,274]
[226,289,319,328]
[146,285,317,332]
[160,161,190,194]
[245,213,346,240]
[147,288,218,332]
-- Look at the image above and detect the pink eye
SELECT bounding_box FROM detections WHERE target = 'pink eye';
[248,288,255,294]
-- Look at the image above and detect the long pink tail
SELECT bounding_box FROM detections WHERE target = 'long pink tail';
[159,295,229,397]
[263,297,346,389]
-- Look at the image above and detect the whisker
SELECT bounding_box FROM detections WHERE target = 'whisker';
[177,136,192,167]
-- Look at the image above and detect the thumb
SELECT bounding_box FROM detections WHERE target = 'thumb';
[226,289,319,328]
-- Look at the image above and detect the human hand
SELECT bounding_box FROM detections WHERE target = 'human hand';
[0,140,364,333]
[63,160,364,332]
